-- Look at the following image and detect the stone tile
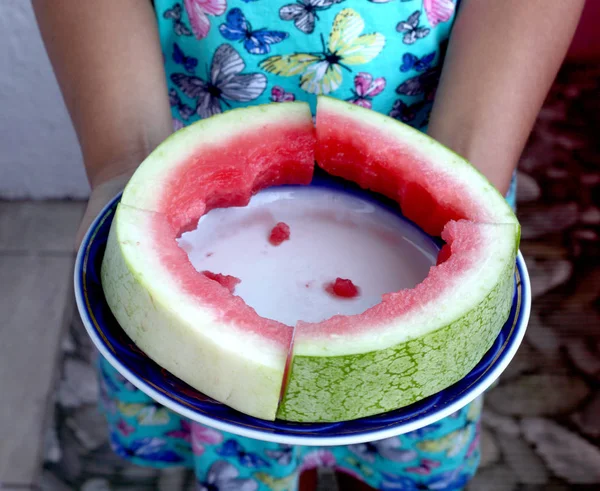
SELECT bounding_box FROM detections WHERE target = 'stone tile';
[486,374,589,417]
[527,258,572,299]
[157,468,189,491]
[518,203,578,240]
[65,405,108,452]
[0,200,85,253]
[0,255,73,486]
[571,392,600,439]
[482,409,520,438]
[501,342,540,380]
[496,434,549,485]
[522,418,600,484]
[466,464,518,491]
[39,471,73,491]
[479,428,500,468]
[81,478,111,491]
[57,359,99,409]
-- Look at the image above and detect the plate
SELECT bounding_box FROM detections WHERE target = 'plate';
[74,175,531,446]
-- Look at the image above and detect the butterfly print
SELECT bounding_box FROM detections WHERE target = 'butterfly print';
[111,434,185,463]
[166,419,192,442]
[191,423,223,456]
[184,0,227,39]
[116,401,171,426]
[169,88,195,120]
[395,65,441,100]
[348,437,417,464]
[219,8,288,55]
[270,86,296,102]
[216,439,271,468]
[261,9,385,95]
[400,51,436,72]
[172,42,198,73]
[389,99,425,123]
[116,419,135,437]
[163,3,193,36]
[344,456,375,477]
[300,449,336,470]
[381,468,471,491]
[417,426,473,457]
[279,0,343,35]
[397,10,430,44]
[198,461,258,491]
[171,44,267,119]
[347,72,385,109]
[173,118,185,131]
[254,472,296,491]
[423,0,455,27]
[405,458,442,475]
[264,444,293,465]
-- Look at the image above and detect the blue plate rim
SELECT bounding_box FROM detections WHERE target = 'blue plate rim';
[74,188,531,446]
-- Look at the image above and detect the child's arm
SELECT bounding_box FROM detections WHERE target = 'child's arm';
[428,0,585,195]
[32,0,173,244]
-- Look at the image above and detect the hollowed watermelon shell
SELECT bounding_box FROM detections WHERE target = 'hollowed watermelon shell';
[101,98,520,422]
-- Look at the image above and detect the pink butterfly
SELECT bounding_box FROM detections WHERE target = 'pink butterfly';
[349,73,386,109]
[166,419,192,442]
[300,449,336,471]
[423,0,455,28]
[117,419,135,437]
[191,423,223,456]
[406,458,442,475]
[184,0,227,39]
[271,86,296,102]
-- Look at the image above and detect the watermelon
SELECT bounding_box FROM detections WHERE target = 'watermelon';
[100,97,520,422]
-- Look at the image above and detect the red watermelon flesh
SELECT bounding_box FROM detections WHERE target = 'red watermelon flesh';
[158,124,313,235]
[269,222,291,246]
[315,98,515,236]
[327,278,360,299]
[201,271,241,294]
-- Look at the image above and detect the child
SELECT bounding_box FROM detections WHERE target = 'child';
[33,0,583,489]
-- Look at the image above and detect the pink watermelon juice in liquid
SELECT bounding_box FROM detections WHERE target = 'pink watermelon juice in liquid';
[177,186,439,327]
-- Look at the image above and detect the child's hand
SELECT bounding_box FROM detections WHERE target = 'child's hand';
[75,172,134,250]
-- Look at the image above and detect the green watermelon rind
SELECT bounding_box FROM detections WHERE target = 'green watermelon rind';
[277,237,517,422]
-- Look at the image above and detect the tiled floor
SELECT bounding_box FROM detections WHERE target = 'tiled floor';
[1,63,599,490]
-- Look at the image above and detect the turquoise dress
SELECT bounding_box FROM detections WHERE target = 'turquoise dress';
[99,0,516,489]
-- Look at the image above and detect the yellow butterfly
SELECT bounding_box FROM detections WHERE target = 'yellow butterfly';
[116,401,171,426]
[417,426,473,457]
[260,8,385,95]
[466,397,483,423]
[344,456,374,477]
[254,471,297,491]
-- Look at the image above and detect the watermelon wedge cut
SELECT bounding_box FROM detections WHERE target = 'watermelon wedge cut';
[101,102,316,420]
[100,98,520,423]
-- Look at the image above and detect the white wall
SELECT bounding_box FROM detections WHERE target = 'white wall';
[0,0,89,199]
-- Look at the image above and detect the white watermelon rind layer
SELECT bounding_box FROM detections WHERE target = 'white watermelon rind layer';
[277,223,518,422]
[102,204,290,420]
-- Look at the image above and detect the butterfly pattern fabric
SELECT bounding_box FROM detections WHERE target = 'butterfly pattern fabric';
[100,343,482,490]
[158,0,460,129]
[94,0,511,488]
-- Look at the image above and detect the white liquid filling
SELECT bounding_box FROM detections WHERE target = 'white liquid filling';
[178,186,439,326]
